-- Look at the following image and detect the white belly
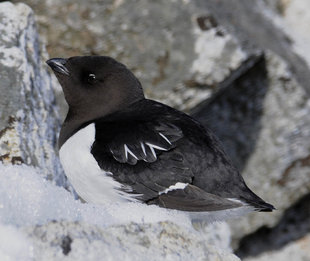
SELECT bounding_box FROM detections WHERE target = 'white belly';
[59,123,134,204]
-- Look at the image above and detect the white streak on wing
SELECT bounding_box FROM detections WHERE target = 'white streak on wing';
[159,132,171,145]
[159,182,188,195]
[145,142,167,159]
[189,198,253,223]
[140,142,146,155]
[124,144,138,160]
[146,143,167,151]
[148,145,156,159]
[226,198,248,206]
[59,123,139,204]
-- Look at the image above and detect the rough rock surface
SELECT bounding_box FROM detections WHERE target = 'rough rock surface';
[0,2,65,185]
[10,0,257,116]
[245,234,310,261]
[236,193,310,259]
[23,221,240,261]
[200,0,310,96]
[264,0,310,72]
[194,51,310,247]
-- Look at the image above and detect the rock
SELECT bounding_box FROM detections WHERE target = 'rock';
[235,193,310,259]
[265,0,310,69]
[200,0,310,96]
[0,2,65,185]
[11,0,257,115]
[193,51,310,249]
[244,234,310,261]
[234,51,310,234]
[23,221,240,261]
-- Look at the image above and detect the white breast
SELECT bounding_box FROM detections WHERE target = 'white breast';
[59,123,136,204]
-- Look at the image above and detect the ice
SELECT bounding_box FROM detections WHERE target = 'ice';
[0,163,192,229]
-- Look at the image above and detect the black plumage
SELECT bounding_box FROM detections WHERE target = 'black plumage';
[47,55,275,213]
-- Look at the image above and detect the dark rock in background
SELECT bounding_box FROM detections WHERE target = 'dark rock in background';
[236,193,310,258]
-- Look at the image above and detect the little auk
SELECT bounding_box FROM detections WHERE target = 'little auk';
[47,56,275,221]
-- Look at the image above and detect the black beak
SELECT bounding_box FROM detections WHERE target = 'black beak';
[46,58,70,76]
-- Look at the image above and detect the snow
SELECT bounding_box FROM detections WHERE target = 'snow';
[0,224,33,261]
[0,163,192,229]
[0,162,202,260]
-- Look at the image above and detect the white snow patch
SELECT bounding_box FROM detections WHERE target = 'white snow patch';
[0,224,33,261]
[0,163,192,229]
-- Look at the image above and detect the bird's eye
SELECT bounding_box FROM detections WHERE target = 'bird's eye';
[87,73,96,84]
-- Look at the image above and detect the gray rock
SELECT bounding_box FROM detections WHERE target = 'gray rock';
[11,0,255,115]
[24,221,240,261]
[200,0,310,96]
[244,234,310,261]
[264,0,310,70]
[0,2,65,186]
[194,51,310,249]
[235,193,310,259]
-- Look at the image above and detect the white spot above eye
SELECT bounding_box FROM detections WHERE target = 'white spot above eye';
[159,182,188,195]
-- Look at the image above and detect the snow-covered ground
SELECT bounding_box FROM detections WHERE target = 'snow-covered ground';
[0,163,197,260]
[0,163,193,227]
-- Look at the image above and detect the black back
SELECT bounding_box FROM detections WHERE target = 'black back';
[90,99,274,211]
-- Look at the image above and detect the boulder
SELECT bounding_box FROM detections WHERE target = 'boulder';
[0,2,65,186]
[23,221,239,261]
[194,51,310,248]
[244,234,310,261]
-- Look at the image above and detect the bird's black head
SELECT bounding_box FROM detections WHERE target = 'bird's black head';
[46,56,145,121]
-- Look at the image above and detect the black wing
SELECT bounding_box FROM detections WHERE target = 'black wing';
[107,121,183,165]
[90,99,244,212]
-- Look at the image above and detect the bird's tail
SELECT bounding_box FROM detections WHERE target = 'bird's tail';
[241,188,275,212]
